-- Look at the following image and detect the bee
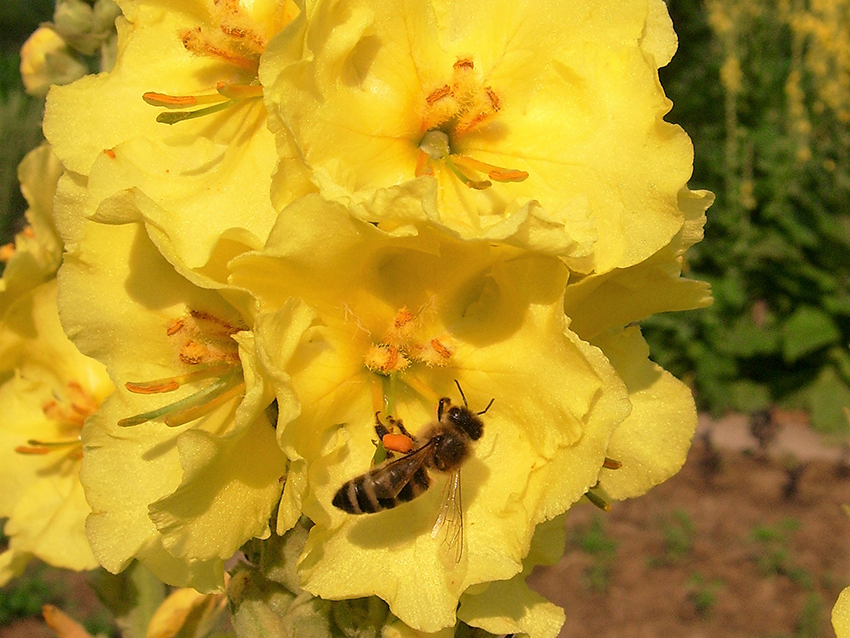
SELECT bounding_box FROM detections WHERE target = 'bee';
[332,381,493,562]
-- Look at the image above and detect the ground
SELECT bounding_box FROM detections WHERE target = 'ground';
[529,412,850,638]
[2,412,849,637]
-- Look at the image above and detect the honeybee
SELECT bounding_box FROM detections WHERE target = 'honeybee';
[332,382,493,562]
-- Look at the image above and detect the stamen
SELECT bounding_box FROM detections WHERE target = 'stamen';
[398,372,442,405]
[124,363,231,394]
[450,155,528,183]
[143,83,263,125]
[426,85,452,105]
[584,490,612,512]
[414,149,434,177]
[0,243,15,262]
[118,370,244,427]
[216,82,264,100]
[142,92,228,109]
[603,457,623,470]
[155,100,239,125]
[445,157,491,190]
[164,380,245,427]
[15,439,80,455]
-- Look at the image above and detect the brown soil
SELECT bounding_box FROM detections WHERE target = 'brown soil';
[529,412,850,638]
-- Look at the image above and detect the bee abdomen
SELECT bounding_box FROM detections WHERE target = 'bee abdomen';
[332,467,431,514]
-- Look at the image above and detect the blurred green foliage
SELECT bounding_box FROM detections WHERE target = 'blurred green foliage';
[649,0,850,431]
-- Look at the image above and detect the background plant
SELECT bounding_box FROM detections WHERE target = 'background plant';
[646,0,850,431]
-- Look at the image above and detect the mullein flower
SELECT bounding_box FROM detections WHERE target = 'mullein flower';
[0,144,64,312]
[0,280,112,584]
[44,0,305,272]
[229,196,632,632]
[262,0,694,274]
[53,173,287,590]
[835,587,850,638]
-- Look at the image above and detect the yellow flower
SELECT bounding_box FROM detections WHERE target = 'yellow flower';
[0,280,112,585]
[455,514,567,638]
[229,197,631,632]
[0,144,64,313]
[563,188,714,338]
[263,0,693,274]
[54,173,287,590]
[44,0,304,272]
[19,27,88,96]
[835,586,850,638]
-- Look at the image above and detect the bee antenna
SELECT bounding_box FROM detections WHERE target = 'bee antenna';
[454,379,468,407]
[478,398,495,416]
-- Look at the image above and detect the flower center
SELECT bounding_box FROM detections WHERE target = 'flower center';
[363,307,455,376]
[15,381,99,459]
[119,309,247,428]
[142,0,298,124]
[416,59,528,189]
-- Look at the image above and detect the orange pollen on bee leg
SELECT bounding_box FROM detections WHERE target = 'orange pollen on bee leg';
[382,433,414,454]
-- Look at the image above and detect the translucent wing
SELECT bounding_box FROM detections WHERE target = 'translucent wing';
[369,439,436,499]
[431,469,464,565]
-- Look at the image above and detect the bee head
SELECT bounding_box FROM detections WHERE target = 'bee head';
[447,405,484,440]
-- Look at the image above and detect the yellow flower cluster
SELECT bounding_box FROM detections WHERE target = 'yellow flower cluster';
[4,0,711,635]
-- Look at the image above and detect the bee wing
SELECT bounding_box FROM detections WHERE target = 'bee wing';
[431,468,464,565]
[369,439,436,499]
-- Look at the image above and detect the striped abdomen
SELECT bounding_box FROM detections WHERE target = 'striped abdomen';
[332,463,432,514]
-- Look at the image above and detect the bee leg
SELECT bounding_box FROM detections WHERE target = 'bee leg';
[437,397,452,421]
[394,418,415,442]
[374,411,391,439]
[372,412,395,458]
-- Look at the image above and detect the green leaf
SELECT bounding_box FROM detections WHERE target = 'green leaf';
[781,306,841,363]
[723,315,780,358]
[804,366,850,433]
[728,379,771,413]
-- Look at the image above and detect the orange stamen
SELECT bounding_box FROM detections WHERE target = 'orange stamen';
[426,85,451,105]
[430,338,452,359]
[415,149,434,177]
